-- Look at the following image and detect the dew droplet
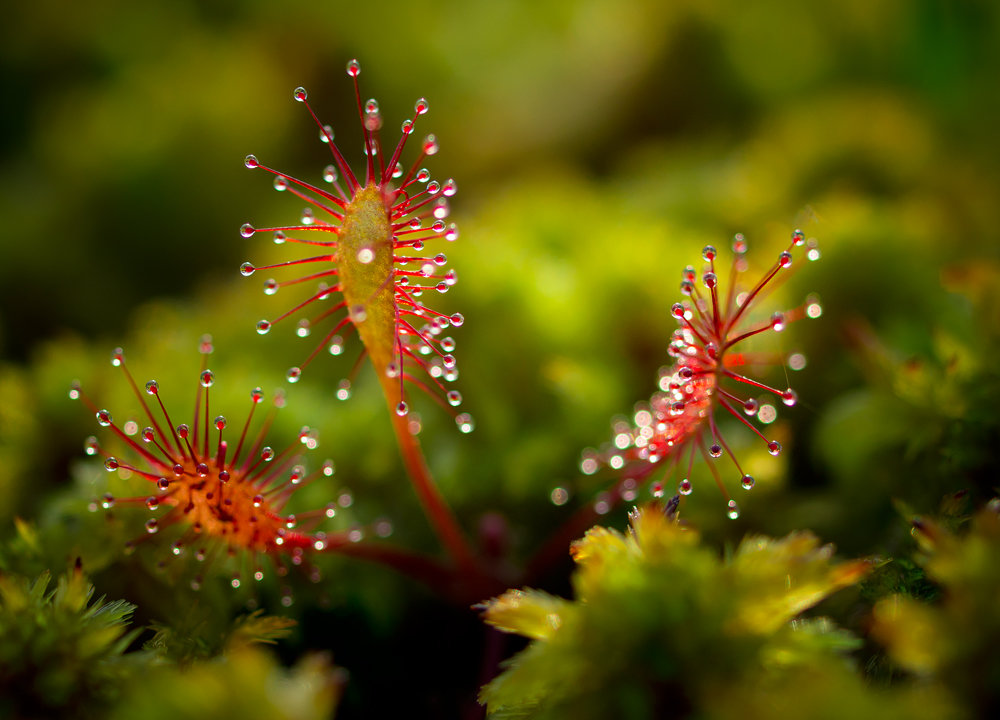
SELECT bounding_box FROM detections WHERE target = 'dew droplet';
[709,444,723,458]
[768,440,782,456]
[357,247,375,264]
[273,231,286,245]
[200,370,214,388]
[252,494,263,508]
[145,518,159,534]
[323,165,338,183]
[240,262,256,276]
[256,319,272,335]
[240,223,256,238]
[157,477,170,491]
[96,409,113,427]
[727,500,740,520]
[146,496,159,511]
[741,474,755,490]
[293,86,308,101]
[104,457,119,471]
[84,436,99,455]
[273,176,288,191]
[336,379,351,401]
[732,233,747,254]
[743,398,759,416]
[550,487,569,505]
[346,59,360,77]
[779,251,793,268]
[791,229,805,246]
[101,493,115,509]
[702,272,717,289]
[456,413,475,433]
[678,478,693,495]
[781,389,798,407]
[771,312,786,332]
[261,447,275,462]
[446,390,462,407]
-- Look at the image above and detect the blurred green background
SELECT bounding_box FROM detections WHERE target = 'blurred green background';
[2,0,999,717]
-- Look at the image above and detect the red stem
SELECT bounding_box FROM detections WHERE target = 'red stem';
[387,404,478,576]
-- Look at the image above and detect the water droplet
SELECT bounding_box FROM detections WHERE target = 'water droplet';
[450,313,465,327]
[256,319,271,335]
[157,477,170,491]
[110,347,125,367]
[293,86,308,101]
[219,470,230,483]
[779,251,793,268]
[84,436,99,455]
[791,229,805,246]
[732,233,747,253]
[767,440,782,456]
[771,312,786,332]
[252,494,263,508]
[273,231,286,245]
[743,398,759,416]
[727,500,740,520]
[200,370,214,387]
[702,272,717,289]
[365,98,379,114]
[327,335,344,356]
[240,261,256,276]
[710,444,723,458]
[251,387,264,403]
[172,541,184,556]
[177,424,189,440]
[273,176,288,191]
[678,479,693,495]
[357,247,375,264]
[319,125,334,143]
[550,487,569,505]
[346,59,360,77]
[240,223,256,238]
[741,474,755,490]
[806,301,823,319]
[423,134,439,155]
[336,379,352,401]
[104,457,119,471]
[456,413,475,433]
[323,165,338,183]
[781,389,798,407]
[350,305,367,323]
[702,245,717,262]
[96,409,113,427]
[788,353,807,371]
[396,401,409,416]
[196,462,209,477]
[442,179,457,197]
[446,390,462,407]
[401,118,414,135]
[146,496,159,511]
[145,518,159,534]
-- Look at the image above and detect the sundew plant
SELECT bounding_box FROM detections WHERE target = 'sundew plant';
[3,4,1000,719]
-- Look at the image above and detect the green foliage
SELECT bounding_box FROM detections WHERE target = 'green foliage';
[0,564,142,718]
[479,506,884,719]
[108,645,342,720]
[873,503,1000,716]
